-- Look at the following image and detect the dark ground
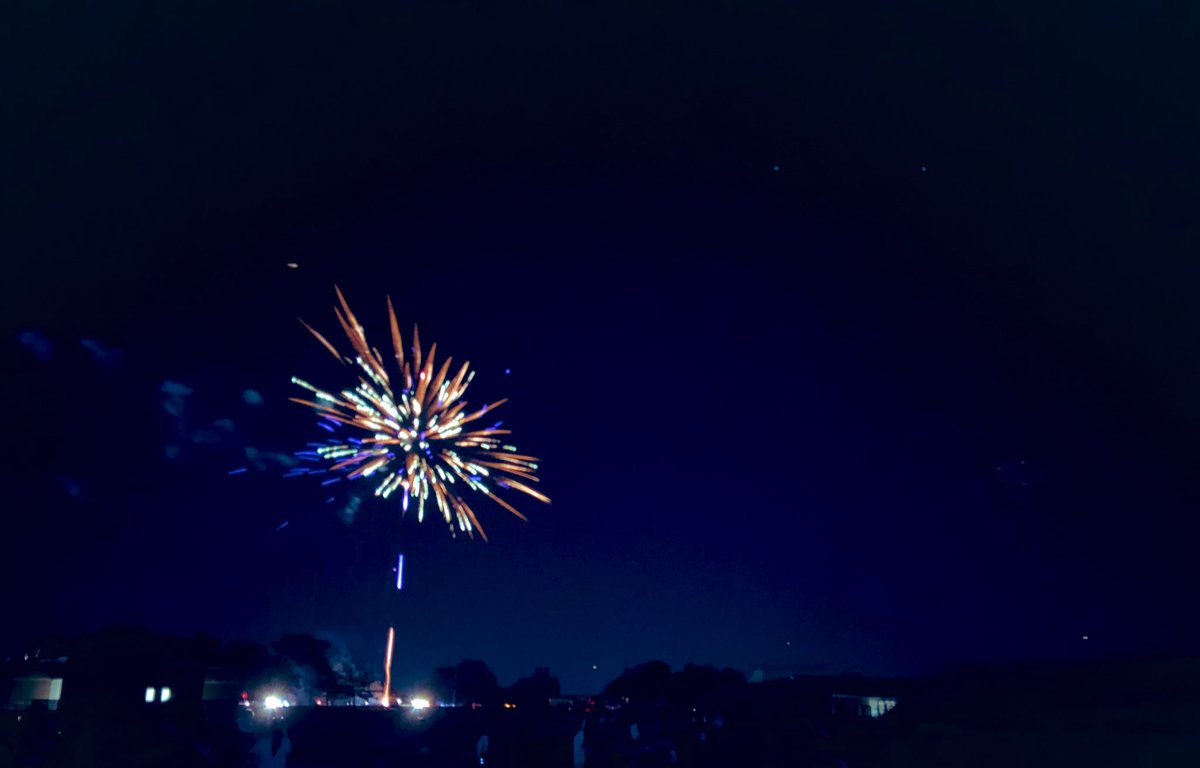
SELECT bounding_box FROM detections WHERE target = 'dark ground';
[4,654,1199,767]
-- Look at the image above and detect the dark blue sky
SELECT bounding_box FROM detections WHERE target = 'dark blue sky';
[3,2,1198,693]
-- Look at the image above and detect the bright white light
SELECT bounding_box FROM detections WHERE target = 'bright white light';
[160,687,172,703]
[264,695,286,710]
[145,687,156,703]
[410,697,431,710]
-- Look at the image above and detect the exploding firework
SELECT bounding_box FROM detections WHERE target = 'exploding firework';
[289,288,549,540]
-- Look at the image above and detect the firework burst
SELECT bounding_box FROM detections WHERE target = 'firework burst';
[289,287,548,540]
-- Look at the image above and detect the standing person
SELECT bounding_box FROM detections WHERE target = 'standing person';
[250,725,291,767]
[572,724,586,768]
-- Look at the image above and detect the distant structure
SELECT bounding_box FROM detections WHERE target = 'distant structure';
[748,663,836,682]
[3,653,67,711]
[202,667,246,703]
[748,664,901,719]
[7,673,64,711]
[832,693,897,718]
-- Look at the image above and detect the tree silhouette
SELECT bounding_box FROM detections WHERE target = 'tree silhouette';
[214,639,272,680]
[603,660,671,703]
[434,659,501,706]
[505,667,561,708]
[668,663,747,711]
[270,634,338,693]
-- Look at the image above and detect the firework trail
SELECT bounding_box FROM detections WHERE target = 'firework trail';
[289,288,549,540]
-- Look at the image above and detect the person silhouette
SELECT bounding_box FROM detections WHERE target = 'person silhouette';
[250,724,291,767]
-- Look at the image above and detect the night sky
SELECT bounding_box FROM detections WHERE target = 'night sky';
[4,3,1198,694]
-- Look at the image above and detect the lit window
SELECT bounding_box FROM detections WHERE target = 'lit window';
[145,687,157,703]
[160,687,172,703]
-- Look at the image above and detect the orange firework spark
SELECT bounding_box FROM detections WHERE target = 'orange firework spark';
[382,626,395,707]
[290,288,549,540]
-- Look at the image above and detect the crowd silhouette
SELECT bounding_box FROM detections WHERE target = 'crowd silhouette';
[3,628,1198,767]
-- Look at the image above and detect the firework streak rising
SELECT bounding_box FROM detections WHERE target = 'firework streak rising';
[289,288,549,540]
